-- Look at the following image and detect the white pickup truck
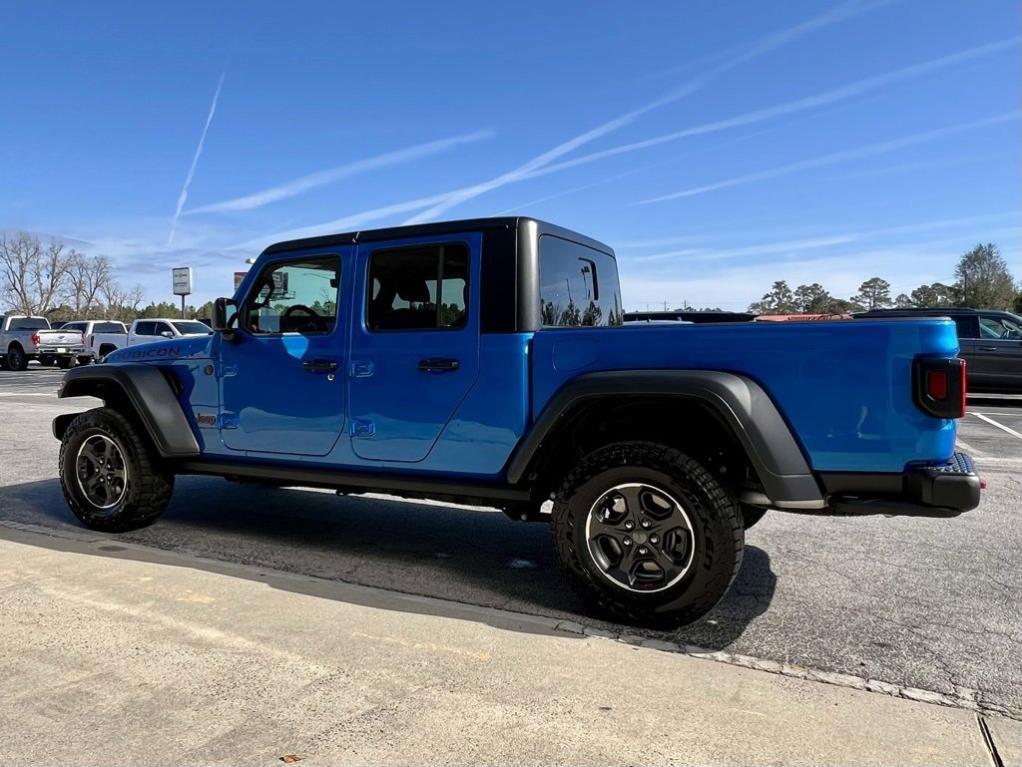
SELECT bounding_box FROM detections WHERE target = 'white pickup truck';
[0,315,89,370]
[126,318,212,345]
[60,320,129,362]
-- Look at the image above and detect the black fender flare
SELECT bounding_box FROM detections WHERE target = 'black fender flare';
[54,363,200,457]
[505,370,825,509]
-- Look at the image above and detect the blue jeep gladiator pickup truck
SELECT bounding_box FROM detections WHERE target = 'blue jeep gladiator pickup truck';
[53,217,981,626]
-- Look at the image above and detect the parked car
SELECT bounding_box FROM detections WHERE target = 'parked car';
[60,320,129,363]
[52,217,980,627]
[126,318,212,346]
[0,315,88,370]
[855,308,1022,392]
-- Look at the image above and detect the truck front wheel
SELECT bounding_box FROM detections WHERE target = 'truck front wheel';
[59,407,174,532]
[551,441,743,628]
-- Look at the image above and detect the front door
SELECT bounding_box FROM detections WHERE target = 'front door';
[348,234,480,462]
[220,250,350,456]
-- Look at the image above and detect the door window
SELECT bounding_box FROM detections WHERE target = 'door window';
[366,244,468,331]
[979,315,1022,339]
[951,316,980,339]
[242,256,340,335]
[134,321,156,336]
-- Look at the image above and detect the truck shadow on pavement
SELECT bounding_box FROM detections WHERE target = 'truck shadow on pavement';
[0,476,776,648]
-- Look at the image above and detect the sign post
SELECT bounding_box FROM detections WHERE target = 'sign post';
[172,267,192,319]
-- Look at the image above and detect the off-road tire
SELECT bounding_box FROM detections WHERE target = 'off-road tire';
[59,407,174,532]
[551,441,743,628]
[6,345,27,371]
[741,504,768,530]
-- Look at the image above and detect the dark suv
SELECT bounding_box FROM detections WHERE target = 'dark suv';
[855,308,1022,392]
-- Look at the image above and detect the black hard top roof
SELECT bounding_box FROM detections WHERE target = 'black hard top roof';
[262,216,614,257]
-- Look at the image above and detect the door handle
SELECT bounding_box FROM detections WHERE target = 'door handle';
[417,357,460,372]
[978,346,997,352]
[302,359,339,373]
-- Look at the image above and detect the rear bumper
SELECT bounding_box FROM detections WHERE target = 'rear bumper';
[34,346,87,356]
[819,451,982,517]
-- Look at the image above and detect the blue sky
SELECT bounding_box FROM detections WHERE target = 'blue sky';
[1,0,1019,310]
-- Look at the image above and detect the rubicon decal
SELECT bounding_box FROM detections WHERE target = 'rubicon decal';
[125,346,182,359]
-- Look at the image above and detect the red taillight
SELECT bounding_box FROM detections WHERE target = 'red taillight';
[926,370,948,400]
[913,357,966,418]
[30,332,40,346]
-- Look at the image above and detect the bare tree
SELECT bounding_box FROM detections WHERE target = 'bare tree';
[0,232,74,315]
[0,232,41,314]
[66,252,112,316]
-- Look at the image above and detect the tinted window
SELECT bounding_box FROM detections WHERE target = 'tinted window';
[539,235,623,327]
[134,322,156,336]
[62,322,85,332]
[8,317,49,330]
[94,322,126,333]
[243,256,340,335]
[367,243,468,331]
[979,314,1022,340]
[171,321,212,335]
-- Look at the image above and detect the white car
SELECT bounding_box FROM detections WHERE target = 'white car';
[126,318,212,346]
[60,320,128,362]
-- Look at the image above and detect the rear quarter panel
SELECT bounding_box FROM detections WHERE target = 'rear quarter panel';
[531,319,959,473]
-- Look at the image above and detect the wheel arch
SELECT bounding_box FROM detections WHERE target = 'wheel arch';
[54,364,200,457]
[506,370,824,510]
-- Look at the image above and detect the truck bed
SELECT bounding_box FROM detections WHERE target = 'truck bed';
[531,318,959,474]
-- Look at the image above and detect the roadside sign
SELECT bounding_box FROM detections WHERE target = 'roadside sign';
[172,267,192,297]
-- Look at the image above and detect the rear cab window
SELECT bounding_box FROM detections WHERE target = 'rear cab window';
[8,317,49,331]
[539,235,623,327]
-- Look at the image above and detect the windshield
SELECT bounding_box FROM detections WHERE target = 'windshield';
[171,321,212,335]
[8,317,50,330]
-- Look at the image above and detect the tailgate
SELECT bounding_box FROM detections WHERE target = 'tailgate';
[39,330,85,347]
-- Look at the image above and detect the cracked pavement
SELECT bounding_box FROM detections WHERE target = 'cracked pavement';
[1,368,1020,719]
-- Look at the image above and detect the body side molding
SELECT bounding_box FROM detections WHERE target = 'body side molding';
[506,370,825,508]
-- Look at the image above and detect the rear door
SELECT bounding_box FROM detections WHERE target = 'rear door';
[972,314,1022,389]
[348,234,480,462]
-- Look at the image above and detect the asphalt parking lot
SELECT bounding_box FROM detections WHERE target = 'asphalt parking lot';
[1,366,1020,720]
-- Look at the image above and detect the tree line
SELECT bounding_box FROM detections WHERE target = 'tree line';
[746,243,1020,315]
[0,231,218,322]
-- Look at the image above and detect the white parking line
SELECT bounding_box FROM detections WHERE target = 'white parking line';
[972,412,1022,441]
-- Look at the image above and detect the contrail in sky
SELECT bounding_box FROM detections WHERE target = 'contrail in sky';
[633,110,1021,204]
[401,0,892,225]
[185,130,494,215]
[168,69,226,246]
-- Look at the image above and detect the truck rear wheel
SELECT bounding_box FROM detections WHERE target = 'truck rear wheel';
[551,441,743,628]
[57,356,75,369]
[6,344,27,371]
[59,407,174,532]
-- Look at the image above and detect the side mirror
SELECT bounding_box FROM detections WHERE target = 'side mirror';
[160,331,174,338]
[213,297,239,341]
